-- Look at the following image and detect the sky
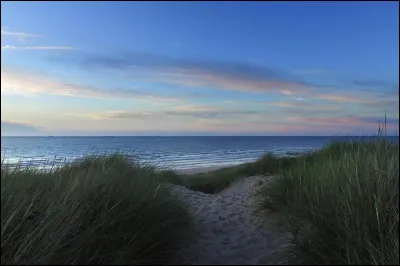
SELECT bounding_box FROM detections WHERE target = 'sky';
[1,1,399,136]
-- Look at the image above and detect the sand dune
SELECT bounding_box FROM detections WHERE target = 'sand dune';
[169,175,297,265]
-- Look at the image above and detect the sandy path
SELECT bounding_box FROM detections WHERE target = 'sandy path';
[169,176,296,265]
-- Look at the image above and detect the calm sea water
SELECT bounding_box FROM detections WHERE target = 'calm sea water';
[0,136,394,170]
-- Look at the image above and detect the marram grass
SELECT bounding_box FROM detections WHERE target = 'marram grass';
[1,154,192,265]
[256,134,399,265]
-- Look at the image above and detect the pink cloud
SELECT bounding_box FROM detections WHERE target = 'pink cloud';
[190,120,357,135]
[1,68,182,103]
[315,93,373,103]
[159,71,315,95]
[287,116,399,131]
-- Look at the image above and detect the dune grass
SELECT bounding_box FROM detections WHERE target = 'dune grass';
[256,135,399,265]
[164,152,300,194]
[1,154,192,265]
[164,164,252,193]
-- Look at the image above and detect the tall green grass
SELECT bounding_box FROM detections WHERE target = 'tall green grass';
[168,164,254,193]
[257,136,399,265]
[164,154,295,194]
[1,154,192,265]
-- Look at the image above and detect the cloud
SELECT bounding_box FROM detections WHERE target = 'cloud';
[352,79,399,99]
[31,99,400,136]
[272,97,399,124]
[188,116,398,135]
[78,52,318,95]
[1,28,41,43]
[287,115,399,129]
[274,102,306,108]
[86,106,263,120]
[1,68,182,103]
[1,29,41,39]
[171,104,221,112]
[293,69,332,75]
[1,28,74,49]
[1,121,40,135]
[53,52,398,106]
[353,79,398,89]
[81,95,398,128]
[164,110,260,119]
[292,97,307,101]
[2,45,75,50]
[314,93,374,103]
[195,120,335,133]
[274,100,342,110]
[310,90,398,117]
[367,99,399,110]
[356,116,399,125]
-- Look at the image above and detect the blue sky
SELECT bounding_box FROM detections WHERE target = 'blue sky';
[1,1,399,136]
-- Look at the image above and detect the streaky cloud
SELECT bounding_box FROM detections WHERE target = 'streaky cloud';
[2,45,75,50]
[353,79,398,89]
[287,115,399,129]
[1,68,182,103]
[1,29,41,38]
[87,107,263,120]
[293,69,332,75]
[77,52,318,95]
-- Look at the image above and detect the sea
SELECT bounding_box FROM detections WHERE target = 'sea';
[0,136,396,171]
